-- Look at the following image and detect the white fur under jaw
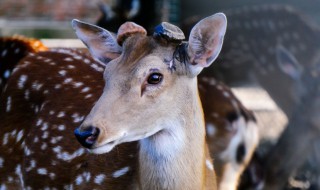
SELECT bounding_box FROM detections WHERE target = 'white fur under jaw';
[89,127,164,154]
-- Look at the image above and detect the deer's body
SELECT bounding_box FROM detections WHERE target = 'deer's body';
[0,14,232,189]
[0,49,139,189]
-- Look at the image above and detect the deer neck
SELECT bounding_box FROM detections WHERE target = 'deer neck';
[137,81,207,190]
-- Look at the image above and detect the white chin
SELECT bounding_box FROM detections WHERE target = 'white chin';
[89,144,115,154]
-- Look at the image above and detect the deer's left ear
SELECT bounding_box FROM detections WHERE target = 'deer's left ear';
[276,45,303,80]
[72,19,122,64]
[187,13,227,76]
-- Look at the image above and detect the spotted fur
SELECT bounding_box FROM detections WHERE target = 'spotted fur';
[0,49,137,189]
[0,36,47,94]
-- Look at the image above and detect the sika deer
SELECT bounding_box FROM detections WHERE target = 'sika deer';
[0,13,231,189]
[72,14,228,189]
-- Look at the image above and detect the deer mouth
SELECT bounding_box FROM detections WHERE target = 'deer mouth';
[89,140,117,154]
[89,128,162,154]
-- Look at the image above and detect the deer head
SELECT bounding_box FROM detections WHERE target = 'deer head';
[72,13,227,154]
[276,45,320,106]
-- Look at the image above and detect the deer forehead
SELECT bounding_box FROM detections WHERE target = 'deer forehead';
[104,35,180,81]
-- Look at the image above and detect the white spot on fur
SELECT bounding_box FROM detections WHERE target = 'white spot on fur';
[55,84,62,89]
[75,172,91,185]
[53,147,85,161]
[6,96,11,112]
[50,136,63,144]
[24,90,30,100]
[223,91,230,98]
[68,65,75,69]
[42,131,49,139]
[73,116,84,123]
[211,112,219,118]
[84,59,90,64]
[41,123,49,131]
[32,81,43,91]
[25,160,36,172]
[49,173,56,180]
[37,168,47,175]
[57,111,65,118]
[75,175,83,185]
[84,94,93,99]
[59,70,67,76]
[1,49,7,57]
[58,125,66,131]
[112,166,130,178]
[15,164,25,189]
[94,174,106,185]
[73,82,83,88]
[64,57,73,62]
[44,58,51,63]
[73,55,82,60]
[24,146,32,156]
[206,123,216,137]
[8,176,14,182]
[36,119,43,126]
[3,70,10,79]
[16,130,24,142]
[209,78,217,86]
[206,159,214,171]
[0,157,4,168]
[14,48,20,54]
[81,87,90,93]
[64,78,73,84]
[41,143,47,150]
[11,129,17,136]
[216,85,223,90]
[2,133,9,145]
[0,184,6,190]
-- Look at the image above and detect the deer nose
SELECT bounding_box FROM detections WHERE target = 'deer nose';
[74,126,100,148]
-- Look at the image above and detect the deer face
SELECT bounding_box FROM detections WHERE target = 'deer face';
[80,36,194,154]
[276,46,320,108]
[72,14,227,154]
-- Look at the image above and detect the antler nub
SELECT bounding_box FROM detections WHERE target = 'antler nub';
[154,22,185,41]
[117,22,147,45]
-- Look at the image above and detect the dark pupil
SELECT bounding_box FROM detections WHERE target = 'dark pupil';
[147,73,163,84]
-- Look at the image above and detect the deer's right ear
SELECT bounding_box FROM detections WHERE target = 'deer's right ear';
[276,45,303,80]
[72,19,122,63]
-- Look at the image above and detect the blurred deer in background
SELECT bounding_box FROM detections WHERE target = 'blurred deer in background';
[0,14,259,190]
[198,5,320,189]
[262,46,320,190]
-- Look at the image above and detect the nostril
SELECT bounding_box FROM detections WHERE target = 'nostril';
[74,126,100,148]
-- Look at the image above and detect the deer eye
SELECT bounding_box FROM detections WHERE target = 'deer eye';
[147,73,163,85]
